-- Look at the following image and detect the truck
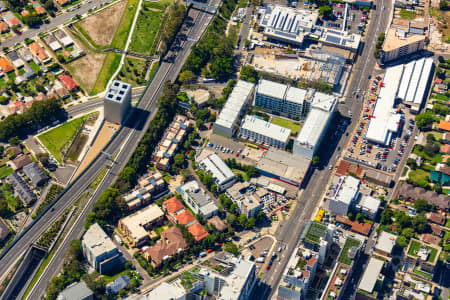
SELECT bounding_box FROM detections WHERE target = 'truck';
[256,257,265,263]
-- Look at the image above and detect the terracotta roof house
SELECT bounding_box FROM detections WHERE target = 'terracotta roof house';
[8,101,25,114]
[0,21,9,33]
[441,144,450,154]
[188,223,209,242]
[428,212,445,225]
[208,216,227,232]
[422,233,441,246]
[20,10,30,17]
[397,183,450,212]
[336,160,364,178]
[0,56,13,73]
[58,75,77,91]
[438,120,450,132]
[34,5,46,15]
[430,223,444,237]
[56,0,70,6]
[435,78,443,84]
[2,12,20,28]
[28,42,50,64]
[9,154,32,170]
[335,215,372,236]
[163,196,185,214]
[175,210,196,226]
[143,226,188,266]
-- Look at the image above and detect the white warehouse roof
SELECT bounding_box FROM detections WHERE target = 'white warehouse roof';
[241,115,291,143]
[358,257,384,293]
[215,80,255,130]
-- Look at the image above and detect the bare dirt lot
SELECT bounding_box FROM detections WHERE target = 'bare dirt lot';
[66,31,106,92]
[78,0,127,47]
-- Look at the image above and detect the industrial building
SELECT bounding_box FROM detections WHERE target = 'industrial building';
[82,223,123,275]
[239,115,291,149]
[196,149,236,192]
[152,115,190,170]
[256,148,311,187]
[381,28,425,64]
[255,79,309,119]
[293,92,337,159]
[259,5,361,52]
[213,80,255,137]
[104,80,131,125]
[118,204,165,247]
[177,180,218,218]
[366,58,434,146]
[329,176,360,216]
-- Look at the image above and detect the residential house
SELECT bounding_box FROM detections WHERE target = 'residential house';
[397,183,450,212]
[29,42,51,64]
[428,212,445,226]
[82,223,123,275]
[175,210,196,227]
[144,226,188,267]
[56,0,71,6]
[430,163,450,185]
[58,74,78,91]
[23,162,48,186]
[443,132,450,143]
[43,35,62,51]
[53,79,70,99]
[118,204,164,247]
[422,233,441,246]
[8,154,32,170]
[57,281,93,300]
[187,222,209,242]
[18,47,34,62]
[7,51,24,68]
[440,144,450,154]
[0,21,8,33]
[0,2,8,12]
[106,275,130,296]
[54,30,74,47]
[162,196,185,222]
[207,216,227,232]
[437,120,450,132]
[31,1,46,15]
[6,172,36,206]
[0,217,10,241]
[5,146,22,159]
[0,56,13,73]
[2,12,20,28]
[8,101,25,114]
[177,180,218,218]
[21,10,30,17]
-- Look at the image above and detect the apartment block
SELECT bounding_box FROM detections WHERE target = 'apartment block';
[123,170,165,210]
[177,180,218,218]
[196,149,236,192]
[153,115,190,170]
[381,28,425,64]
[239,115,291,149]
[328,176,360,216]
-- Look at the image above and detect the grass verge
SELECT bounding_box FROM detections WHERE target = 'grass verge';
[38,115,87,163]
[0,165,13,178]
[89,167,107,190]
[117,57,148,86]
[22,251,54,299]
[91,52,121,95]
[110,0,140,49]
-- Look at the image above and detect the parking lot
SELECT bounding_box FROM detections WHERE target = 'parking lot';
[344,75,417,173]
[207,133,265,164]
[241,236,275,265]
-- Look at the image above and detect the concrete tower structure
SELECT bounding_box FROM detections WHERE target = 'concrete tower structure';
[104,80,131,125]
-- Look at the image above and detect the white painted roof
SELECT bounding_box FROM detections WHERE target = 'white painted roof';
[375,231,397,254]
[147,282,185,299]
[358,257,384,293]
[82,223,117,257]
[257,79,287,100]
[404,58,425,104]
[331,176,360,205]
[285,86,307,104]
[358,195,381,212]
[199,152,236,186]
[241,115,291,143]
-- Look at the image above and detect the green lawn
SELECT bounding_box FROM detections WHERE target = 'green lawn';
[400,9,416,20]
[129,1,170,54]
[0,165,13,178]
[22,251,54,299]
[91,52,121,95]
[110,0,140,49]
[431,93,450,101]
[38,115,87,163]
[271,116,302,136]
[338,237,361,266]
[408,169,429,187]
[408,240,421,256]
[305,222,327,244]
[232,168,249,181]
[116,57,148,86]
[445,218,450,228]
[102,269,129,284]
[413,266,433,280]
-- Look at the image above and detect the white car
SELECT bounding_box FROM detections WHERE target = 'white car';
[328,165,333,170]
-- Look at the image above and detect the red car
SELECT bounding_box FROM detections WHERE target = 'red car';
[207,249,213,253]
[266,264,270,270]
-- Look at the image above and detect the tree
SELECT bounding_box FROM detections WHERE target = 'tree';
[413,199,431,213]
[226,214,237,227]
[0,96,8,105]
[8,136,20,146]
[347,211,355,221]
[380,208,393,225]
[179,70,195,84]
[240,66,258,83]
[83,272,105,295]
[412,215,429,233]
[174,153,185,166]
[396,235,408,247]
[401,227,415,239]
[224,242,239,256]
[356,213,364,223]
[238,214,247,228]
[415,111,435,130]
[36,152,50,167]
[247,217,256,228]
[209,56,233,80]
[211,184,218,194]
[440,0,449,10]
[319,5,332,19]
[230,203,238,214]
[312,155,320,165]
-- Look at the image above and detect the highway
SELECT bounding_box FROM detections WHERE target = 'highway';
[23,2,218,299]
[252,0,394,298]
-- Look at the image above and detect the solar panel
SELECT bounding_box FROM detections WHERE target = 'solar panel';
[326,35,341,44]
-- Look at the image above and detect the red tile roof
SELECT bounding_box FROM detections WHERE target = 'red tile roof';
[438,120,450,132]
[429,212,445,225]
[144,226,188,266]
[175,210,195,226]
[422,233,441,246]
[8,17,20,27]
[0,21,8,33]
[335,215,372,236]
[440,144,450,154]
[435,78,443,84]
[188,222,209,242]
[58,74,77,91]
[163,196,184,214]
[430,224,444,237]
[0,57,13,73]
[34,6,45,14]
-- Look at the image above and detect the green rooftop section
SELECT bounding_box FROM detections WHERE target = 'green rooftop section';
[407,240,438,263]
[338,237,361,266]
[304,222,327,245]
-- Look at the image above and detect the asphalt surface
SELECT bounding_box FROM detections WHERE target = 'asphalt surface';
[23,2,218,299]
[1,0,116,49]
[250,0,393,298]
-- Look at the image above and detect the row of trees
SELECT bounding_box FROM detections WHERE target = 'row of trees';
[0,98,65,141]
[159,3,187,55]
[208,79,236,109]
[182,0,239,80]
[224,158,258,178]
[374,32,385,59]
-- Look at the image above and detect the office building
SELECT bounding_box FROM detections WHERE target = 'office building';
[152,115,190,170]
[239,115,291,148]
[355,195,380,220]
[118,204,165,247]
[177,180,218,218]
[329,176,360,216]
[104,80,131,125]
[57,281,93,300]
[196,149,236,191]
[213,80,255,137]
[147,282,187,300]
[255,79,308,119]
[381,28,425,64]
[82,223,123,274]
[374,231,397,257]
[357,257,384,295]
[293,92,337,159]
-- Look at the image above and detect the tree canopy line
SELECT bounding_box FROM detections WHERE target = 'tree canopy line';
[0,98,65,141]
[159,2,187,55]
[182,0,239,81]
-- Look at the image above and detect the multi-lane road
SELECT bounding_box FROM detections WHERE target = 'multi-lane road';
[0,2,218,299]
[252,0,394,298]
